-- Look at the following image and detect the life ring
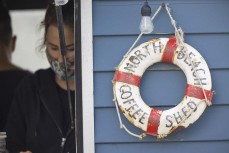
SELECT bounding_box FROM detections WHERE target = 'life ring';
[113,37,213,138]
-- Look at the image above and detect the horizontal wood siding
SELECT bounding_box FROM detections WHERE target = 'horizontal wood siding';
[93,1,229,35]
[94,70,229,107]
[95,106,229,142]
[93,0,229,153]
[96,142,229,153]
[94,34,229,71]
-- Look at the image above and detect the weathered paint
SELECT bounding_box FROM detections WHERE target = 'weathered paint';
[185,84,213,102]
[113,71,141,87]
[113,37,213,138]
[162,36,177,63]
[146,109,163,136]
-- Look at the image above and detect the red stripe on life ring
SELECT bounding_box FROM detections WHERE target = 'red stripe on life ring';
[185,84,213,102]
[113,71,141,87]
[162,36,177,63]
[146,109,163,136]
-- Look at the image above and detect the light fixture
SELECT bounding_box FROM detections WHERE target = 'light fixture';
[139,1,153,34]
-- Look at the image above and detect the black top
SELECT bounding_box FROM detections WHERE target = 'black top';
[56,84,75,136]
[6,68,76,153]
[0,70,31,131]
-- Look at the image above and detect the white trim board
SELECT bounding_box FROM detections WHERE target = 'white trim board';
[81,0,95,153]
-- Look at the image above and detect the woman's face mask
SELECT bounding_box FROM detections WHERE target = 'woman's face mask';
[47,53,75,80]
[45,25,75,80]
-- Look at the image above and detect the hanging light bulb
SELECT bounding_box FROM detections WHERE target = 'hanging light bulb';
[139,1,153,34]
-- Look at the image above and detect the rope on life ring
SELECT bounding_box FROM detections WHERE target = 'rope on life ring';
[112,3,214,139]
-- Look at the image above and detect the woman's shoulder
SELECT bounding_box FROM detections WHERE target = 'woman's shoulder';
[17,68,54,91]
[34,68,53,78]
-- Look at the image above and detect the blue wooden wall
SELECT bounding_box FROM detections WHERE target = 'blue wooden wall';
[93,0,229,153]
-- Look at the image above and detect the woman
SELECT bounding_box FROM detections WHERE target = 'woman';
[6,1,75,153]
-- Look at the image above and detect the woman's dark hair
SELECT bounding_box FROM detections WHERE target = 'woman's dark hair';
[0,0,12,45]
[42,0,74,45]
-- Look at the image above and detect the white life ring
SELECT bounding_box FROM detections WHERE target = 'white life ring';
[113,37,213,138]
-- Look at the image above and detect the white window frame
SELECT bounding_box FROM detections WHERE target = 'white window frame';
[81,0,95,153]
